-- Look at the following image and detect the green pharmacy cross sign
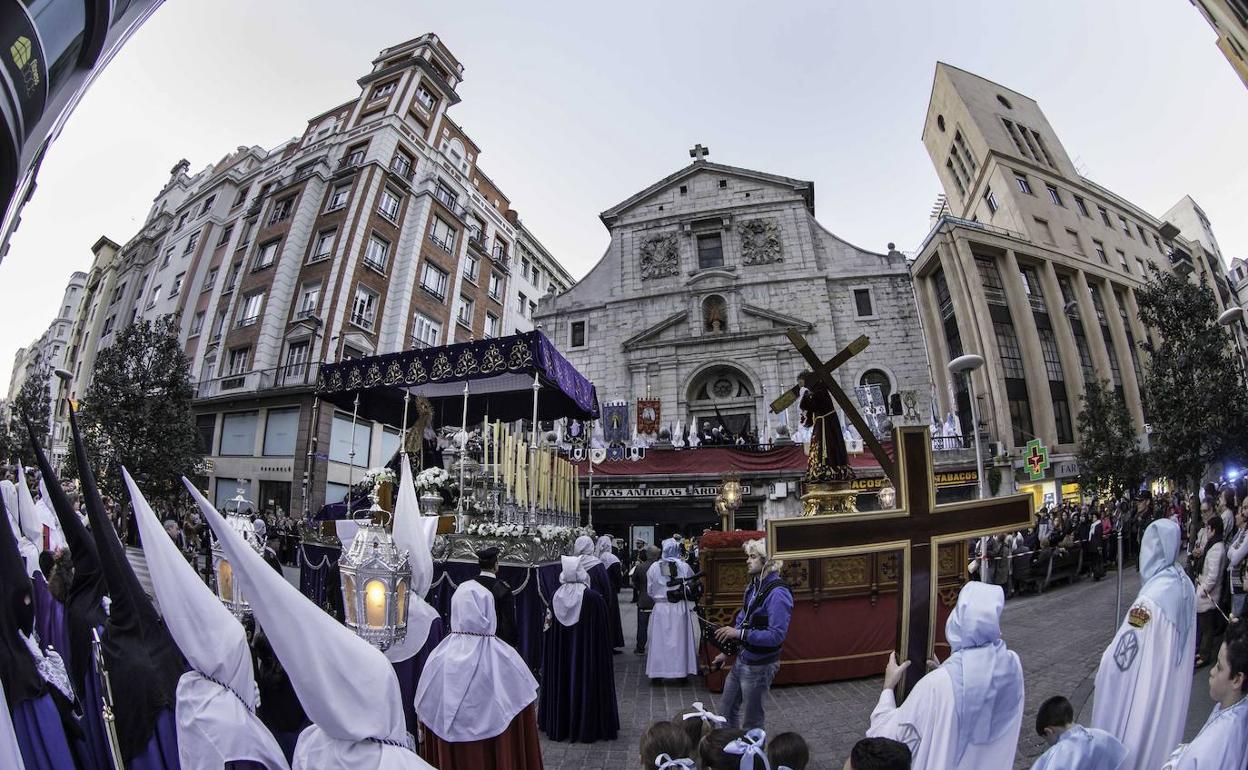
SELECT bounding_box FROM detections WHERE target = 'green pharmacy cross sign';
[1024,438,1051,481]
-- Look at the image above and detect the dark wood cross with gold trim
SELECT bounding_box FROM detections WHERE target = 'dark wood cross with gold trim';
[767,425,1033,696]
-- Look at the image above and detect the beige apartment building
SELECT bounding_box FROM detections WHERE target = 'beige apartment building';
[56,33,573,514]
[912,63,1244,506]
[1189,0,1248,87]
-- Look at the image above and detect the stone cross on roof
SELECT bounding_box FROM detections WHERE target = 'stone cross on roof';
[689,143,710,161]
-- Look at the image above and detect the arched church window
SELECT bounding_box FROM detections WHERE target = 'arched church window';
[859,369,892,405]
[702,295,728,333]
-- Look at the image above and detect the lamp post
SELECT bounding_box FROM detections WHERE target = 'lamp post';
[948,354,988,499]
[719,474,742,530]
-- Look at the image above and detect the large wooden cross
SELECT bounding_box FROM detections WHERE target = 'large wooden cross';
[767,425,1033,696]
[773,329,897,486]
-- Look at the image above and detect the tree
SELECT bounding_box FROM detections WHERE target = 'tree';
[8,357,51,462]
[67,317,202,510]
[1075,378,1143,498]
[1135,269,1248,490]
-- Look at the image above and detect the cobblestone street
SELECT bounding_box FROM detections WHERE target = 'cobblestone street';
[541,566,1214,770]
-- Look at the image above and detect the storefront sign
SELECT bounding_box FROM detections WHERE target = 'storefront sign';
[586,484,753,499]
[1053,460,1080,478]
[850,470,978,491]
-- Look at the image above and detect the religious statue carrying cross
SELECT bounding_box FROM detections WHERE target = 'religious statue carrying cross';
[769,329,1033,697]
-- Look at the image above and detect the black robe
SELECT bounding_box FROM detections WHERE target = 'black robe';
[537,588,619,742]
[472,573,519,649]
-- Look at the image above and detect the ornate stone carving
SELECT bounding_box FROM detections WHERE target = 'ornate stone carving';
[739,218,783,266]
[639,233,679,280]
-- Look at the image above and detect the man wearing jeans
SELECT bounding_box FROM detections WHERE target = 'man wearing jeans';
[713,537,793,730]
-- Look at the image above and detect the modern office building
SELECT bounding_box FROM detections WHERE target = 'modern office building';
[912,63,1244,507]
[0,0,164,262]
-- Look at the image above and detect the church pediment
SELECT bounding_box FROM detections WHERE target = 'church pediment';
[741,304,813,331]
[600,160,814,226]
[622,310,687,351]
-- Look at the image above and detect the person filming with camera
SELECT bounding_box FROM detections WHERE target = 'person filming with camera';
[713,538,794,730]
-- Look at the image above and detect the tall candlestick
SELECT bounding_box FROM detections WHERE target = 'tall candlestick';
[574,466,580,516]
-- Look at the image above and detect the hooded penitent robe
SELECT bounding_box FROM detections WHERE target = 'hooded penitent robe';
[574,535,624,650]
[644,538,698,680]
[1091,519,1195,770]
[538,555,619,743]
[866,582,1024,770]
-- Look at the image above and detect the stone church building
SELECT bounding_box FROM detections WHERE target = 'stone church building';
[536,147,942,532]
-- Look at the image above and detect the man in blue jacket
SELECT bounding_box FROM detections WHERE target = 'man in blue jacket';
[714,537,794,730]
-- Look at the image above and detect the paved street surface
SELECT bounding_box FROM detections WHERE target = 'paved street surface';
[541,567,1217,770]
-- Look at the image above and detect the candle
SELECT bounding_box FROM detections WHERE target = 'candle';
[574,466,580,516]
[493,421,501,483]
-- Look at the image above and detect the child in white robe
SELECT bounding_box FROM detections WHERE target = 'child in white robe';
[1162,624,1248,770]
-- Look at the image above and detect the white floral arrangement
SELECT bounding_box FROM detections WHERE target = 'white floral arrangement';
[463,522,583,543]
[414,466,451,495]
[364,467,397,488]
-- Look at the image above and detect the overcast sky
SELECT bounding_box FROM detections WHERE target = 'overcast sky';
[2,0,1246,388]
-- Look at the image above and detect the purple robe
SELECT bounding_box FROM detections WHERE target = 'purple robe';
[537,588,619,742]
[10,693,76,770]
[391,616,446,738]
[31,575,68,671]
[586,563,624,650]
[123,707,179,769]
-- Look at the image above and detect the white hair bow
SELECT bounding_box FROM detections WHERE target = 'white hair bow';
[725,728,771,770]
[681,701,728,726]
[654,753,696,769]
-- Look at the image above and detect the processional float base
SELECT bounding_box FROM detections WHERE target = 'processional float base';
[800,479,859,516]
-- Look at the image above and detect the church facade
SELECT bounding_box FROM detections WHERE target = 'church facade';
[535,148,944,532]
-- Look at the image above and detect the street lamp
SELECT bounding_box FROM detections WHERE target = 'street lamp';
[948,354,988,499]
[1217,307,1244,326]
[718,474,742,530]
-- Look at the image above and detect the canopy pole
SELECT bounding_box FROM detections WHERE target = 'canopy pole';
[346,393,360,518]
[302,396,322,519]
[400,389,411,460]
[529,372,540,527]
[587,418,595,531]
[458,381,469,517]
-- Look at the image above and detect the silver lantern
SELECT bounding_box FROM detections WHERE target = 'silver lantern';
[213,487,263,620]
[338,493,412,651]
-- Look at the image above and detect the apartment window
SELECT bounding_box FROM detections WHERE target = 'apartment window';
[697,233,724,269]
[518,292,528,317]
[415,84,437,112]
[216,225,233,247]
[521,257,531,280]
[570,320,586,348]
[1117,250,1130,272]
[176,212,188,231]
[1034,217,1056,245]
[182,230,201,256]
[231,187,248,209]
[1098,206,1112,227]
[199,195,215,216]
[945,160,966,198]
[1136,258,1147,276]
[102,315,115,335]
[330,412,372,466]
[363,234,390,272]
[345,145,366,166]
[255,240,280,270]
[226,347,251,376]
[296,281,320,318]
[109,283,125,305]
[457,294,475,327]
[268,197,294,225]
[237,220,254,249]
[371,80,397,100]
[412,312,441,349]
[391,151,414,177]
[188,311,204,336]
[953,131,977,172]
[484,312,499,338]
[1013,171,1033,195]
[350,286,379,330]
[147,284,162,308]
[528,300,537,318]
[462,253,480,283]
[1092,239,1108,264]
[225,261,242,291]
[488,272,503,300]
[263,408,299,456]
[161,247,173,268]
[419,261,449,301]
[311,228,335,261]
[327,185,350,212]
[219,411,257,455]
[853,288,874,317]
[1002,118,1030,158]
[1046,184,1063,207]
[237,291,264,327]
[994,321,1027,379]
[1137,224,1149,242]
[975,256,1007,305]
[169,273,185,297]
[434,180,458,210]
[1065,229,1084,255]
[284,341,310,379]
[1154,235,1165,255]
[428,216,456,251]
[1119,216,1131,237]
[378,188,401,222]
[983,187,998,214]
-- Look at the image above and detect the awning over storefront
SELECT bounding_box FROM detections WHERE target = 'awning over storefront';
[315,330,599,426]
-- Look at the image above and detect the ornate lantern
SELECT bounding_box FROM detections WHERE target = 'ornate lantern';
[877,481,897,509]
[213,487,263,620]
[338,493,412,651]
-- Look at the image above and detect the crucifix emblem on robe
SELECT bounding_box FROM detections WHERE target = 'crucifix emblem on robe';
[767,425,1032,696]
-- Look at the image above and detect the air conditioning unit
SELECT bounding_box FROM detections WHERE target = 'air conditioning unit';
[768,482,788,500]
[989,442,1008,459]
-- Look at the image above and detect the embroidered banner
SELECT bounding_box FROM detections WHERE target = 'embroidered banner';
[637,399,661,435]
[603,402,630,444]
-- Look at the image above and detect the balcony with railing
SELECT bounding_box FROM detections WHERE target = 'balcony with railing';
[336,155,365,176]
[388,158,416,184]
[467,227,488,254]
[194,363,321,399]
[431,186,469,220]
[491,241,510,273]
[1169,245,1194,274]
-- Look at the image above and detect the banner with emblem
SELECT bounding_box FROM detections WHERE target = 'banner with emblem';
[636,399,661,435]
[567,418,588,446]
[603,402,629,444]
